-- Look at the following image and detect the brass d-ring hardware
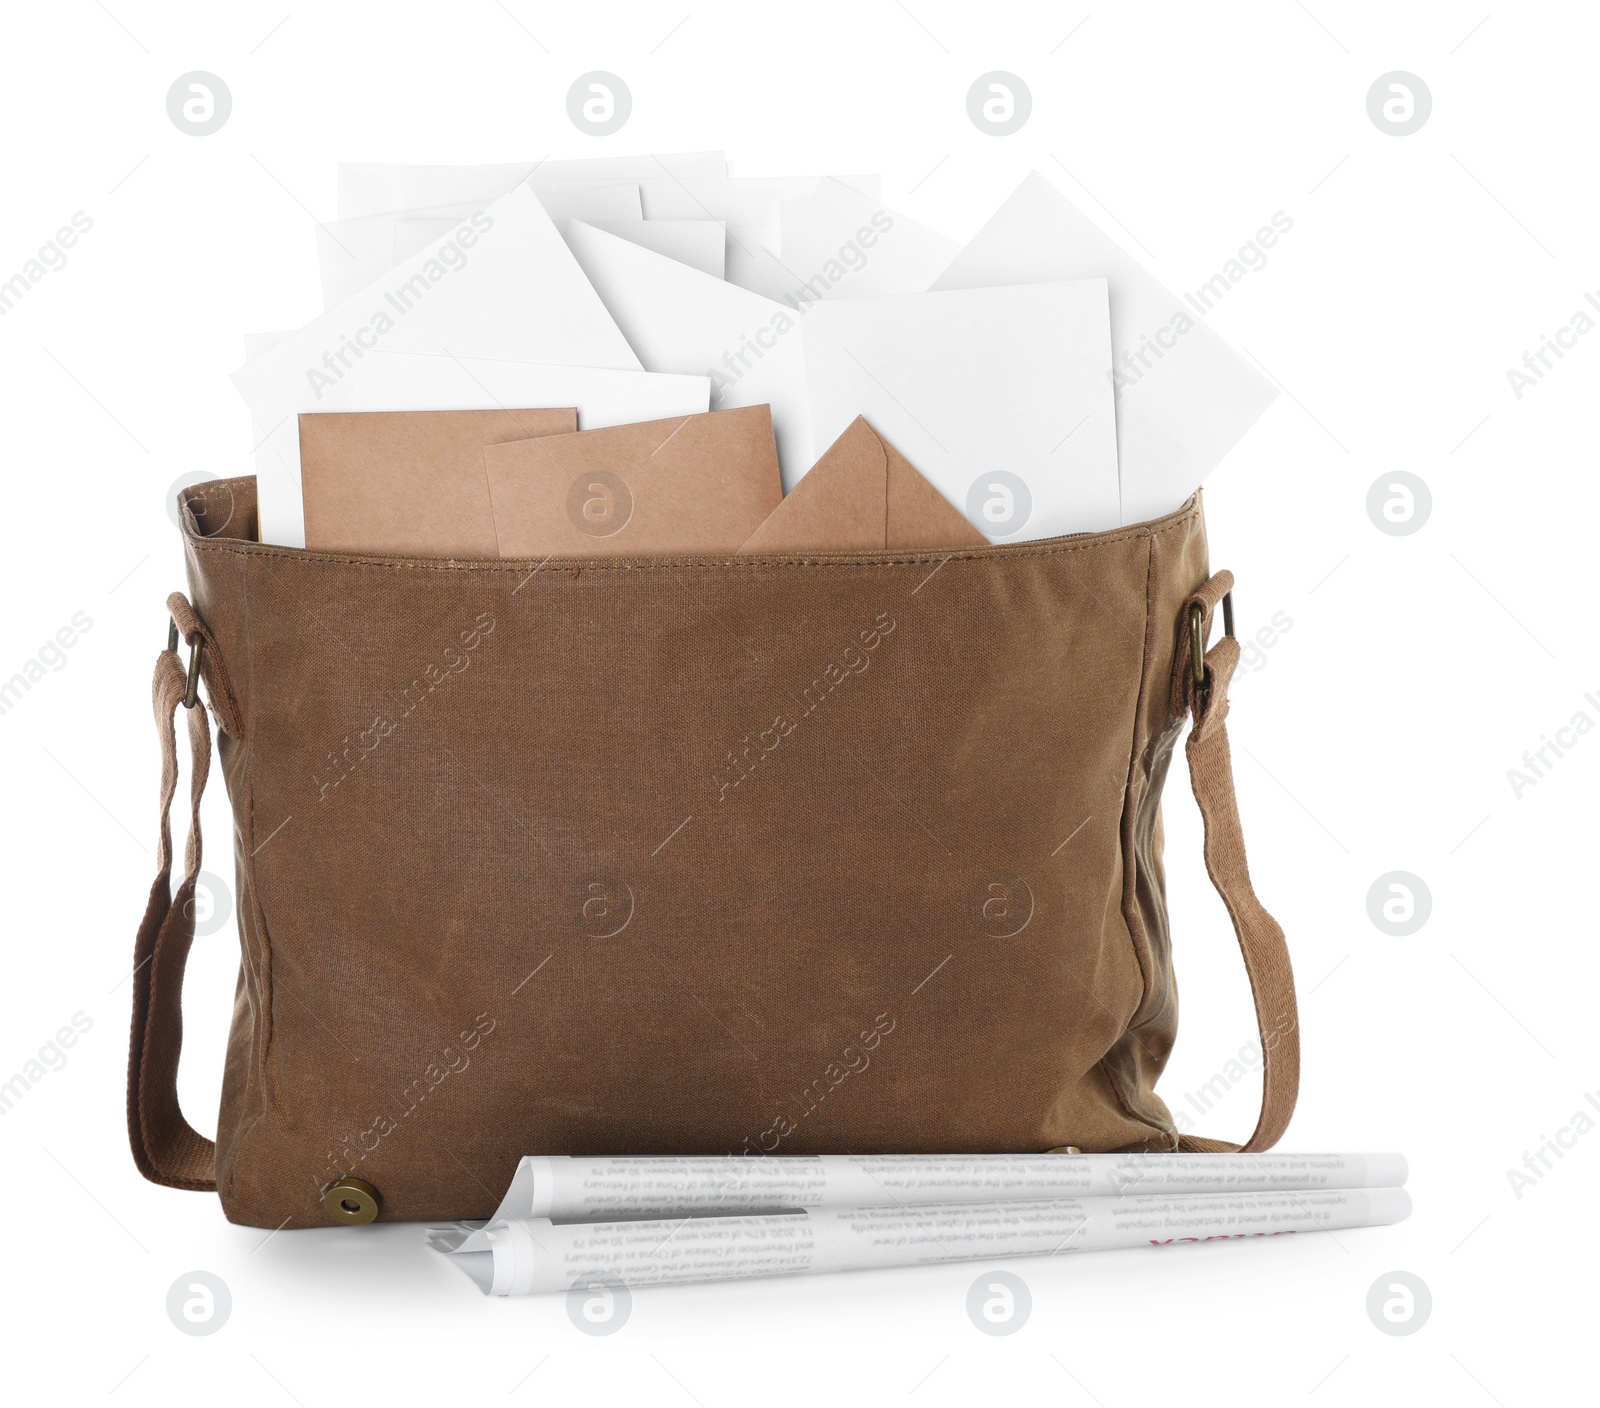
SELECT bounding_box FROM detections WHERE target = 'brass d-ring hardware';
[1189,603,1207,687]
[183,636,204,709]
[165,619,204,709]
[322,1177,381,1225]
[1189,592,1236,691]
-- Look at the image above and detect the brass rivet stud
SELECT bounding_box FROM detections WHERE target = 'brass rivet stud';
[322,1176,380,1225]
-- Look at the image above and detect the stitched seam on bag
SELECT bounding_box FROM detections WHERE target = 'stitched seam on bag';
[1095,1052,1169,1148]
[229,553,280,1193]
[185,477,1201,529]
[183,505,1200,571]
[221,556,278,1220]
[221,1094,271,1214]
[1093,533,1171,1150]
[239,555,278,1105]
[180,479,1201,557]
[1124,534,1158,1008]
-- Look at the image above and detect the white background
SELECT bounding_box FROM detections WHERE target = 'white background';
[1,1,1594,1403]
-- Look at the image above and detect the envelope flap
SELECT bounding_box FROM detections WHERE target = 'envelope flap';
[738,416,889,553]
[883,436,988,550]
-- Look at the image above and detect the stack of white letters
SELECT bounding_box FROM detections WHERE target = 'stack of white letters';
[231,154,1278,550]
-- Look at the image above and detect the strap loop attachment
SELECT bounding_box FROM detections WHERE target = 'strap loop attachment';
[1188,589,1234,705]
[166,618,205,710]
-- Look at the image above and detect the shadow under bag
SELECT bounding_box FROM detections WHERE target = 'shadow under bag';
[128,478,1298,1228]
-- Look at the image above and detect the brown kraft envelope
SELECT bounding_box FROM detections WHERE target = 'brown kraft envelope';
[485,405,782,557]
[301,407,578,557]
[739,415,987,553]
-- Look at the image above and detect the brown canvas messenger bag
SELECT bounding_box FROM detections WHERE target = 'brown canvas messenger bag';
[128,476,1298,1229]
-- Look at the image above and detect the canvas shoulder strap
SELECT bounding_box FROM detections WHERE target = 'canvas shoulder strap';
[1170,569,1300,1152]
[126,577,1299,1191]
[127,618,219,1190]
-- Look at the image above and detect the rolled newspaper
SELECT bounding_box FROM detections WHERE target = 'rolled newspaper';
[431,1187,1412,1295]
[444,1152,1407,1231]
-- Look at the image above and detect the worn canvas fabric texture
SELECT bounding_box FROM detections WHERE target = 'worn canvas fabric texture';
[127,477,1297,1228]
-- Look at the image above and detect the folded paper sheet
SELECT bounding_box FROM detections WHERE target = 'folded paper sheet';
[932,171,1277,524]
[430,1187,1412,1295]
[485,406,782,557]
[447,1152,1411,1227]
[800,281,1121,539]
[740,417,986,552]
[233,183,646,547]
[300,408,576,557]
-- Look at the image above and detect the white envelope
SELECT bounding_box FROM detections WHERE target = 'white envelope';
[321,211,729,313]
[317,186,644,310]
[800,282,1121,540]
[337,153,726,218]
[243,331,291,478]
[932,171,1276,524]
[773,180,890,255]
[770,177,961,301]
[390,216,728,288]
[345,358,706,434]
[235,184,642,546]
[524,182,642,223]
[778,193,811,251]
[629,175,878,242]
[579,220,725,279]
[607,176,881,294]
[562,221,814,486]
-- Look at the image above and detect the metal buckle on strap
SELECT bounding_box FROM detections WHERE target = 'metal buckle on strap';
[166,620,205,710]
[1189,591,1235,694]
